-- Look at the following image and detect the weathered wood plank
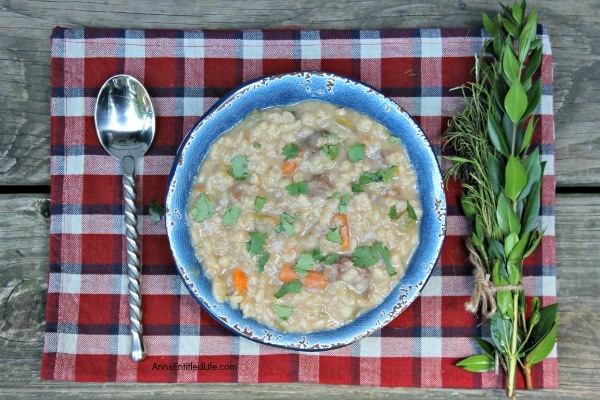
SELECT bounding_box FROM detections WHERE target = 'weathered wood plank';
[0,0,599,185]
[0,193,597,397]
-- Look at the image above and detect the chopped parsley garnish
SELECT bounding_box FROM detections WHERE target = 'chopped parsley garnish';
[246,231,269,273]
[321,144,339,160]
[293,252,317,278]
[311,247,324,262]
[351,166,397,192]
[322,253,340,264]
[406,200,418,221]
[282,143,300,160]
[223,205,241,227]
[254,196,266,212]
[274,212,301,237]
[327,227,343,244]
[230,154,249,180]
[273,304,294,321]
[274,279,302,299]
[373,241,396,276]
[339,194,351,214]
[322,131,339,140]
[352,244,380,268]
[149,199,165,224]
[347,143,365,163]
[285,181,309,196]
[253,141,262,149]
[389,204,400,220]
[190,193,215,222]
[388,135,403,144]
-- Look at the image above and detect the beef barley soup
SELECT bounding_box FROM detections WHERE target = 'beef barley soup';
[187,100,421,333]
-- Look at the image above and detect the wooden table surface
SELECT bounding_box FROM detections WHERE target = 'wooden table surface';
[1,0,598,398]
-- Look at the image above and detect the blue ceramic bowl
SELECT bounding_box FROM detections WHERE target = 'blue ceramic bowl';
[165,71,446,350]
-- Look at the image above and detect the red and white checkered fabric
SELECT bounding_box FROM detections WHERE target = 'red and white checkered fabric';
[42,27,557,387]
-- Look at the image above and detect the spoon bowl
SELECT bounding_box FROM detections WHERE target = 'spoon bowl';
[95,74,155,361]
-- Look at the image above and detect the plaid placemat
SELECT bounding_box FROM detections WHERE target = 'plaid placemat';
[42,26,557,387]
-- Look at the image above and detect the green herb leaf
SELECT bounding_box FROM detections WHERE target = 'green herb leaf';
[456,354,495,373]
[223,205,241,227]
[149,200,165,224]
[526,323,557,366]
[518,147,541,200]
[347,143,365,163]
[253,141,262,149]
[327,227,343,244]
[526,303,558,351]
[246,231,267,256]
[339,194,351,214]
[522,46,542,83]
[388,135,403,144]
[482,12,498,35]
[487,153,504,195]
[503,44,521,84]
[254,196,266,212]
[497,192,521,234]
[322,144,339,160]
[504,232,519,256]
[373,241,396,276]
[191,193,215,222]
[379,166,397,182]
[505,155,528,201]
[285,181,309,196]
[523,78,542,118]
[521,163,543,235]
[490,313,512,355]
[282,143,300,160]
[257,251,270,273]
[389,204,400,220]
[274,279,302,299]
[273,304,294,321]
[488,114,510,157]
[293,252,317,278]
[322,253,340,264]
[406,201,418,221]
[230,154,250,180]
[322,131,339,140]
[505,79,528,123]
[352,245,379,268]
[520,117,536,156]
[274,212,301,237]
[473,337,495,358]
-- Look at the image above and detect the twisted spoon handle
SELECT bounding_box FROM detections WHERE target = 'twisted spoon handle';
[123,157,145,361]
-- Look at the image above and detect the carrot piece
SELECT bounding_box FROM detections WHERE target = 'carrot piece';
[232,268,248,294]
[281,160,298,175]
[278,264,300,283]
[302,271,328,290]
[333,213,351,251]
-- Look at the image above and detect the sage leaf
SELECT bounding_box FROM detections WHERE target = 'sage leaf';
[488,114,510,157]
[487,153,504,195]
[526,322,557,365]
[490,238,506,261]
[512,1,523,23]
[497,192,521,234]
[456,354,495,372]
[508,231,529,264]
[503,44,521,84]
[518,147,541,200]
[474,337,495,358]
[523,7,539,42]
[502,113,522,155]
[504,79,528,123]
[505,156,528,201]
[518,27,532,63]
[525,303,558,352]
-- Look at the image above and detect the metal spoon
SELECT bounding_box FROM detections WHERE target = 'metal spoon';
[94,74,155,362]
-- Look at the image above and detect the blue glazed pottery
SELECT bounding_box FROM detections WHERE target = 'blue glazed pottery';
[165,71,446,350]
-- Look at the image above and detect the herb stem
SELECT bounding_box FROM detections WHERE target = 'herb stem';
[507,291,520,398]
[511,123,518,156]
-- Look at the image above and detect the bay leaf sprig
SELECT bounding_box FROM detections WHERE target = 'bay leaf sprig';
[444,1,557,398]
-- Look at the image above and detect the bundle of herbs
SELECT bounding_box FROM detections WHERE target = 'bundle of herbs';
[444,1,557,397]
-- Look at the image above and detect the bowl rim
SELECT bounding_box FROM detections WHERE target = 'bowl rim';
[165,71,446,351]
